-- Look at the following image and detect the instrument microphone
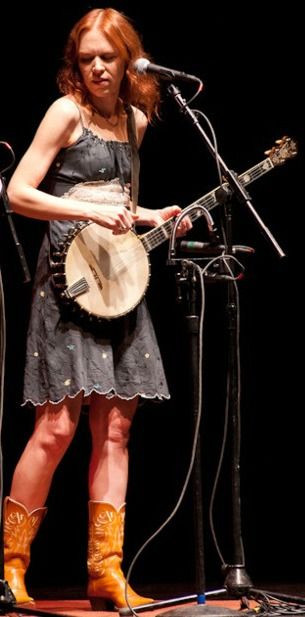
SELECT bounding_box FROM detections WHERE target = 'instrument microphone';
[180,241,255,255]
[133,58,202,84]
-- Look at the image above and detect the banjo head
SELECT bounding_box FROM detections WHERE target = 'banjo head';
[55,223,150,320]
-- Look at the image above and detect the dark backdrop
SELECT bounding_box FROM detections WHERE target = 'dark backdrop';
[0,0,302,596]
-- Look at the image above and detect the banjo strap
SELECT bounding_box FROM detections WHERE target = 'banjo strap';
[126,105,140,215]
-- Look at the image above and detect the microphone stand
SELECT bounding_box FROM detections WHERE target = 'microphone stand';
[0,142,31,284]
[167,86,285,260]
[152,83,301,617]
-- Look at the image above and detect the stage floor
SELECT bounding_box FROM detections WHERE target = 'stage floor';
[6,583,305,617]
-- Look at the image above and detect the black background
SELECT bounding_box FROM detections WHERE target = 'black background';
[0,0,303,597]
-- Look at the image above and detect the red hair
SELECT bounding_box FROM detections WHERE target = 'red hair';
[57,8,160,121]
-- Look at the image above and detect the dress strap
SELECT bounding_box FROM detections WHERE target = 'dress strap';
[71,100,85,128]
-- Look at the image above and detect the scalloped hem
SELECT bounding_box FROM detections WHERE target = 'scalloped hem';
[21,386,170,408]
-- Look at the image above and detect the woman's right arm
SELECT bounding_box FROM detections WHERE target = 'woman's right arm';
[7,98,136,231]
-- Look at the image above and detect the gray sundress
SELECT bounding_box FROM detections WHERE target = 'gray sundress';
[22,122,170,406]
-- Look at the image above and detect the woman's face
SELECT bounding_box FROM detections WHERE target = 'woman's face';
[78,27,126,100]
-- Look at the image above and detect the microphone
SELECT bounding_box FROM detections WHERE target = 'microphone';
[133,58,201,83]
[180,241,219,253]
[180,241,255,255]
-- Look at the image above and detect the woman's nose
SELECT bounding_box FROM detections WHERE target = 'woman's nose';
[92,57,105,73]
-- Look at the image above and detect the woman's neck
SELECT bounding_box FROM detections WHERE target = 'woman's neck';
[89,95,121,117]
[82,96,127,139]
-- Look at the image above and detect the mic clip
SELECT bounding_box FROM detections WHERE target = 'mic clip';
[214,184,232,205]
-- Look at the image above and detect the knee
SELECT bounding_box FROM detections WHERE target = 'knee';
[38,422,76,459]
[108,416,131,449]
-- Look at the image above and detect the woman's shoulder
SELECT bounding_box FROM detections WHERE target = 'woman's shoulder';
[45,96,81,123]
[35,96,83,148]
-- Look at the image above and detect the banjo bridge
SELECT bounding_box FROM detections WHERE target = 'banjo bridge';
[89,264,104,291]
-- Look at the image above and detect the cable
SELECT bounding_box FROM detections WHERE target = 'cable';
[0,268,5,526]
[249,589,305,616]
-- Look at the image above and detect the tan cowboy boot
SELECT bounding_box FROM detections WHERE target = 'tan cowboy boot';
[87,501,154,609]
[3,496,47,603]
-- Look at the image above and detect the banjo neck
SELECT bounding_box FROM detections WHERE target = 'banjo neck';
[140,139,296,254]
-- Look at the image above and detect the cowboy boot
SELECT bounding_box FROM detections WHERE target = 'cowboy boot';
[3,496,47,603]
[87,501,154,609]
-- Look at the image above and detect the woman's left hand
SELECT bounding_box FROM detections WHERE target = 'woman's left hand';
[156,205,192,236]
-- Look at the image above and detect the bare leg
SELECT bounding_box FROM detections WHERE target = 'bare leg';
[10,392,83,510]
[88,394,138,508]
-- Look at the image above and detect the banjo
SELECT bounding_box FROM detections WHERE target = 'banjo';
[51,137,297,321]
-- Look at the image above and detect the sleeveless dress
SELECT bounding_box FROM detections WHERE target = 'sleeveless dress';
[22,120,170,407]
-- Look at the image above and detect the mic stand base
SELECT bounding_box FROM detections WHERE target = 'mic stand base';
[223,564,253,596]
[118,589,228,616]
[155,606,250,617]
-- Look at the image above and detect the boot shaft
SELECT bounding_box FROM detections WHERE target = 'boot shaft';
[3,497,47,604]
[3,497,47,563]
[88,501,125,577]
[87,501,154,608]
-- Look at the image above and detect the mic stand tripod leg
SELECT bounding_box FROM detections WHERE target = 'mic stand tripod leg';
[222,279,252,598]
[186,308,205,604]
[0,577,75,617]
[214,193,252,599]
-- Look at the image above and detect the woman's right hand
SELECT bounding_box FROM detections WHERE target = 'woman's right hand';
[89,203,138,234]
[64,179,138,233]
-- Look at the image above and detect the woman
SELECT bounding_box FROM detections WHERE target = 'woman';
[3,6,191,610]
